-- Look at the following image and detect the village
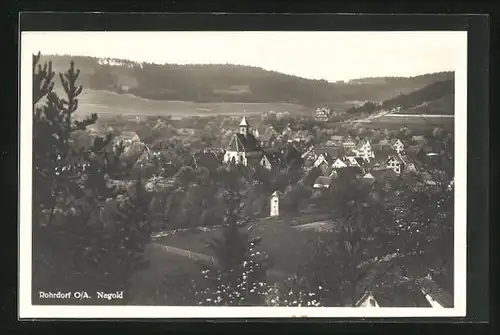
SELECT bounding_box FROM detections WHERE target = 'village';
[113,108,454,308]
[130,108,450,218]
[29,46,456,311]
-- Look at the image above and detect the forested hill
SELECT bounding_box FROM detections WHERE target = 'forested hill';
[382,79,454,114]
[40,54,454,107]
[342,78,455,120]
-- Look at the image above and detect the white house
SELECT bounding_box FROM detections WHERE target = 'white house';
[313,153,330,168]
[332,158,348,169]
[315,107,331,121]
[223,116,262,166]
[355,292,380,308]
[353,139,375,161]
[260,151,284,171]
[313,176,333,189]
[343,137,357,149]
[406,162,417,172]
[260,154,273,170]
[391,139,405,154]
[386,155,405,174]
[270,191,283,217]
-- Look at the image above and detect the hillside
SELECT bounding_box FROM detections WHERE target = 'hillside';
[39,54,454,108]
[382,79,454,114]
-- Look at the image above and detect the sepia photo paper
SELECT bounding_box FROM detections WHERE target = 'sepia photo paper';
[19,30,467,319]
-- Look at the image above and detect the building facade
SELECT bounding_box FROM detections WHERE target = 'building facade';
[223,116,262,166]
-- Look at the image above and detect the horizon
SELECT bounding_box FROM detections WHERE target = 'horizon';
[23,31,465,82]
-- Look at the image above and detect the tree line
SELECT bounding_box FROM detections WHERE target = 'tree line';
[40,54,454,107]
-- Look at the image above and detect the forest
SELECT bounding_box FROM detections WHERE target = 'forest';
[39,54,454,107]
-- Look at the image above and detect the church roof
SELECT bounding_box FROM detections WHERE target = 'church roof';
[239,115,249,126]
[227,133,261,152]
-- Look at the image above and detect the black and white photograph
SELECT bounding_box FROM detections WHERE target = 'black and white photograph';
[19,29,467,318]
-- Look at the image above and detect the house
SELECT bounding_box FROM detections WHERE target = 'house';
[223,116,262,166]
[116,131,141,145]
[353,139,375,161]
[314,153,334,174]
[361,172,376,186]
[259,132,278,148]
[356,277,453,308]
[281,124,293,136]
[324,140,336,147]
[391,139,405,154]
[313,176,333,189]
[301,145,316,161]
[406,162,417,172]
[356,292,380,308]
[260,150,285,171]
[417,277,453,308]
[332,158,348,169]
[292,130,310,143]
[386,155,405,174]
[330,135,344,144]
[343,137,357,149]
[270,190,283,217]
[315,107,331,121]
[411,135,427,145]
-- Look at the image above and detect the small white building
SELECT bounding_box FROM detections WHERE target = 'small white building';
[353,139,375,161]
[270,191,283,217]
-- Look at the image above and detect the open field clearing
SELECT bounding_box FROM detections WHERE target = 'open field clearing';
[353,114,454,131]
[70,89,315,119]
[153,216,328,276]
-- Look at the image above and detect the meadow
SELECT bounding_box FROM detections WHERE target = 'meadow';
[73,89,316,119]
[151,213,331,278]
[354,114,455,132]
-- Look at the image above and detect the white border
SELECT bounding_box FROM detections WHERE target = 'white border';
[19,31,468,319]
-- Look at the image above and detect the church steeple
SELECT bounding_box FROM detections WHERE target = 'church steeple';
[239,115,250,136]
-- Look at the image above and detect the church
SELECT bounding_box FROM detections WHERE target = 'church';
[223,116,263,166]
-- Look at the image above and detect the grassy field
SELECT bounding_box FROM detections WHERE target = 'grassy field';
[153,214,330,276]
[392,95,454,115]
[71,89,316,119]
[128,243,205,304]
[128,216,326,304]
[354,114,454,131]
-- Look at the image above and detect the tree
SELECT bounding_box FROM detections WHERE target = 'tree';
[32,53,152,303]
[382,133,455,297]
[296,177,400,306]
[196,169,272,306]
[281,183,313,215]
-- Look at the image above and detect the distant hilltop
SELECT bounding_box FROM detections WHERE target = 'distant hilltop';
[39,54,454,107]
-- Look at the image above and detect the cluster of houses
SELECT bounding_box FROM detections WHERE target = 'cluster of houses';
[218,116,441,192]
[305,137,419,190]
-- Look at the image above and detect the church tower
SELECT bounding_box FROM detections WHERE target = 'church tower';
[239,115,250,136]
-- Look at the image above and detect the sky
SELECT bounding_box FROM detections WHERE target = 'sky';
[22,31,466,82]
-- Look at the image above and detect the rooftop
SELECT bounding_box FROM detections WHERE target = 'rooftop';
[239,115,249,126]
[227,133,261,152]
